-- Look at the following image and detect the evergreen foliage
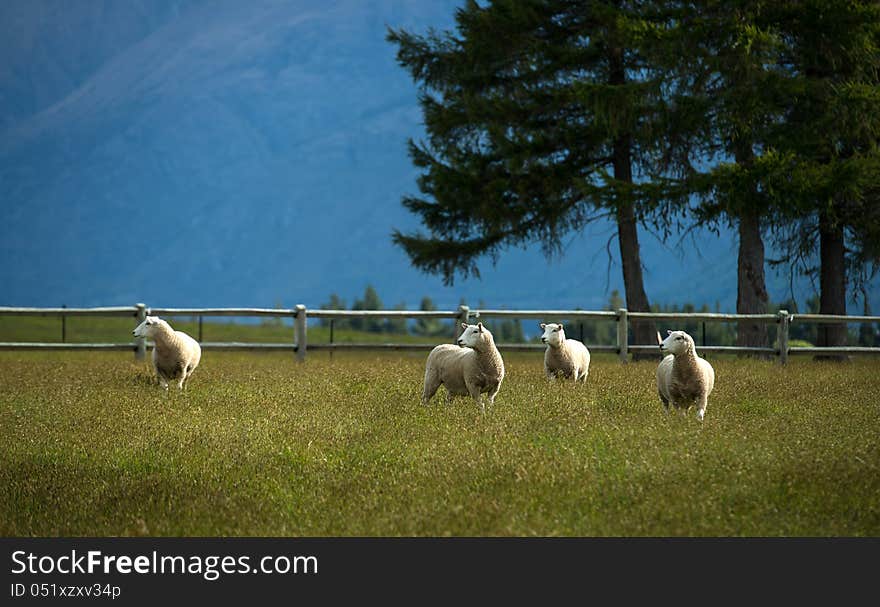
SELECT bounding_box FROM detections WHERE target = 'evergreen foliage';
[387,0,880,353]
[319,293,349,329]
[351,285,385,332]
[413,296,450,337]
[387,0,672,349]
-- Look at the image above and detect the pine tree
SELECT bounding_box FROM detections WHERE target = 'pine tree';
[351,285,385,333]
[497,319,525,342]
[605,289,625,312]
[413,296,447,336]
[662,1,880,356]
[387,0,671,352]
[319,293,349,329]
[660,1,791,352]
[386,302,409,335]
[766,0,880,357]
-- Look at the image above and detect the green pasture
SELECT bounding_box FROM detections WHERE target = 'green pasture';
[1,346,878,536]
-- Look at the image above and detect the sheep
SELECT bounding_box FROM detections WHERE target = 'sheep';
[656,330,715,421]
[421,322,505,412]
[132,316,201,391]
[540,322,590,382]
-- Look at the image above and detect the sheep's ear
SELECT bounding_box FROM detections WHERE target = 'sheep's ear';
[539,323,546,330]
[667,330,673,335]
[558,323,564,330]
[477,322,483,332]
[461,322,469,330]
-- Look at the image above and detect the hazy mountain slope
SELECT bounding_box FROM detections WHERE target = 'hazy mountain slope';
[0,0,455,306]
[0,0,197,132]
[0,0,874,313]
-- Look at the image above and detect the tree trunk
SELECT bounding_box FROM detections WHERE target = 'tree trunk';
[731,143,769,353]
[609,45,654,358]
[816,206,848,360]
[858,291,873,346]
[613,139,656,356]
[736,208,770,352]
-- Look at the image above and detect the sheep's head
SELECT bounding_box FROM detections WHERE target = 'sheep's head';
[659,330,694,356]
[457,322,492,348]
[539,323,565,347]
[133,315,166,337]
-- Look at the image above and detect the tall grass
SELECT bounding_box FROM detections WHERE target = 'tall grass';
[1,350,878,536]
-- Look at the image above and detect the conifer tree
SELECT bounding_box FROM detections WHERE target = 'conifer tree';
[388,0,670,350]
[413,296,447,336]
[766,0,880,355]
[660,0,791,351]
[351,285,385,333]
[319,293,349,329]
[660,1,880,355]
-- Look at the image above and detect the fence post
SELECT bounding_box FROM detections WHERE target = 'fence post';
[617,308,629,364]
[778,309,790,365]
[61,304,67,343]
[134,303,146,360]
[295,304,307,362]
[456,305,470,340]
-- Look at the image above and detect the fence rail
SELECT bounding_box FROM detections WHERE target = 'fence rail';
[0,306,139,317]
[0,304,878,364]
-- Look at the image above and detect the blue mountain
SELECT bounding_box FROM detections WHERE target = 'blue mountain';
[0,0,875,314]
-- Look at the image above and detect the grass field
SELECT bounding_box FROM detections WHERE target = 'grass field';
[1,349,878,536]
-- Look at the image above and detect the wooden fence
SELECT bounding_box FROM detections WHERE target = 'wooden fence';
[0,304,878,364]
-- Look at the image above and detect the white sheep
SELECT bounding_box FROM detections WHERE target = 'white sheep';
[656,330,715,421]
[421,322,505,412]
[540,322,590,382]
[132,316,201,391]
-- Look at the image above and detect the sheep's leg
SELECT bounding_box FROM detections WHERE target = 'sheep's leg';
[696,396,708,422]
[445,390,455,406]
[181,365,195,391]
[673,400,685,417]
[487,383,500,406]
[466,380,485,413]
[659,393,670,414]
[156,370,169,391]
[421,383,439,406]
[172,362,187,391]
[422,372,441,405]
